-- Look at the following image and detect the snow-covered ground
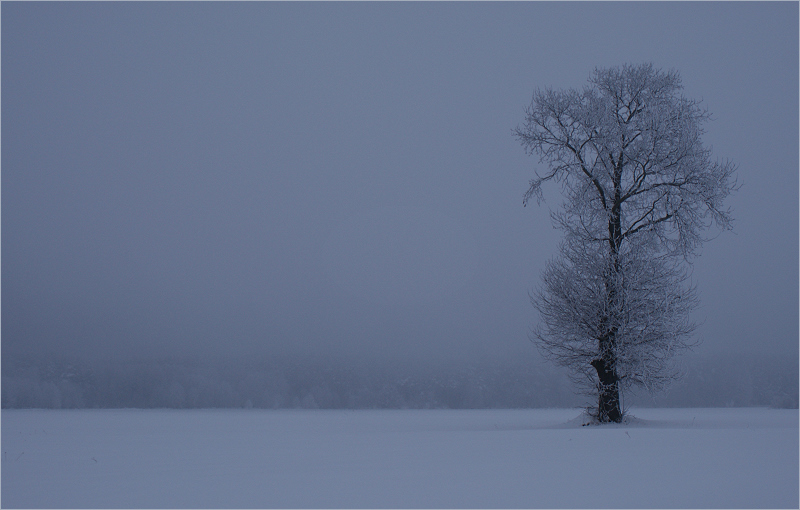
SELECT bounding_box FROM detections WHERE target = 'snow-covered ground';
[2,407,797,508]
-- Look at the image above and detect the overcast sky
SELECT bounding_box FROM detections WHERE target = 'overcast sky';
[2,2,797,367]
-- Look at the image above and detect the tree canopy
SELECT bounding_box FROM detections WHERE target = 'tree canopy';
[517,63,736,258]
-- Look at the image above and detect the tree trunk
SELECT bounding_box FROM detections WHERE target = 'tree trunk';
[593,161,624,423]
[591,358,622,422]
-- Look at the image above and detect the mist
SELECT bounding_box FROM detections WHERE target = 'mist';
[2,2,797,408]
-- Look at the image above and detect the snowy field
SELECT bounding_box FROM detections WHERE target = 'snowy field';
[2,408,797,509]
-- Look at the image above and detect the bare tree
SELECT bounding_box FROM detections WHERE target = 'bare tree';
[515,63,737,422]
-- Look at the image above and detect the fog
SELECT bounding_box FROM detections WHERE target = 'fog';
[2,3,797,407]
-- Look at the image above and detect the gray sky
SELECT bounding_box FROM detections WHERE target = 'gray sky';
[2,2,797,366]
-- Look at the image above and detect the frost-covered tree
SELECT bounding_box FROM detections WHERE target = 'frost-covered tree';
[515,63,737,422]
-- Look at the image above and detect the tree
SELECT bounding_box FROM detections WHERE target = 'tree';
[515,63,737,422]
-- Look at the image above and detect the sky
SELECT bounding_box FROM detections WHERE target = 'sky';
[2,2,798,367]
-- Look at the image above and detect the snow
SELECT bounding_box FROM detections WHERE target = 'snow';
[2,407,797,508]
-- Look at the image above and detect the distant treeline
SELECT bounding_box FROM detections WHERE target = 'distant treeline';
[640,352,798,409]
[2,352,797,409]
